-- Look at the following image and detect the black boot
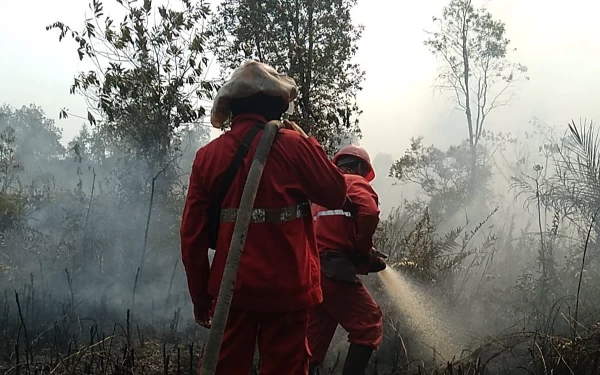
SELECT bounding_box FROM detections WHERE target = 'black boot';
[309,362,319,375]
[341,344,373,375]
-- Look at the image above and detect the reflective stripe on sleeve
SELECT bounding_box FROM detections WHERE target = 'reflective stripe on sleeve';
[313,209,353,221]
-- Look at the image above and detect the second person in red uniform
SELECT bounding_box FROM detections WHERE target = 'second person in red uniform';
[308,145,386,375]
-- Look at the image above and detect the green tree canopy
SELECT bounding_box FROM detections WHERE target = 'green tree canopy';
[0,104,65,166]
[210,0,364,154]
[47,0,215,176]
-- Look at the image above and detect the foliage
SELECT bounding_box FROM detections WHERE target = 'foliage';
[390,136,499,221]
[0,120,24,194]
[541,120,600,224]
[377,206,497,302]
[0,104,65,166]
[67,124,109,166]
[0,191,28,231]
[425,0,528,178]
[210,0,364,154]
[46,0,214,174]
[510,119,600,324]
[2,0,600,372]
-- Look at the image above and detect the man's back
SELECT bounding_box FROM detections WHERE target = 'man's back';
[183,61,346,375]
[181,113,347,313]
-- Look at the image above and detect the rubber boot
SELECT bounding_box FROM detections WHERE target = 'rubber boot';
[341,344,373,375]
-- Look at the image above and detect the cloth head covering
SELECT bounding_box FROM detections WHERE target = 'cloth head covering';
[210,60,298,128]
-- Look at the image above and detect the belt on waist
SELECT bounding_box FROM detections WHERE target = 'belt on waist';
[220,202,311,223]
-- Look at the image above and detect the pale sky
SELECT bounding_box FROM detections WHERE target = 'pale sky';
[1,0,600,160]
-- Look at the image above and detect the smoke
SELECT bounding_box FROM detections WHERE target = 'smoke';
[0,101,598,373]
[0,103,212,333]
[362,113,600,373]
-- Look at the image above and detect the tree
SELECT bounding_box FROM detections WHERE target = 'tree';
[425,0,528,185]
[391,137,489,221]
[46,0,215,184]
[390,130,516,222]
[210,0,364,154]
[0,104,65,167]
[67,124,106,165]
[0,126,23,194]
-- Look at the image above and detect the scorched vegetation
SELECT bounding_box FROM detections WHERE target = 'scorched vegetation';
[2,0,600,374]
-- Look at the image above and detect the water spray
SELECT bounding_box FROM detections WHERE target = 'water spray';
[378,266,462,363]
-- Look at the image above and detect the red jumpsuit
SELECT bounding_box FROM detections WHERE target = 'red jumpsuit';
[180,113,347,375]
[307,174,383,365]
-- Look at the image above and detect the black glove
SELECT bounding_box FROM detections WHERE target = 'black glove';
[351,248,387,274]
[368,253,387,273]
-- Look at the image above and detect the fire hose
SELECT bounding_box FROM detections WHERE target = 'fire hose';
[199,120,283,375]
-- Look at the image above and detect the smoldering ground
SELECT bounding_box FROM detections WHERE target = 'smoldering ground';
[0,105,598,375]
[4,93,600,375]
[3,0,600,373]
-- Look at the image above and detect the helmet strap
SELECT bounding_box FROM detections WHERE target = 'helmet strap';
[337,160,368,178]
[356,162,369,178]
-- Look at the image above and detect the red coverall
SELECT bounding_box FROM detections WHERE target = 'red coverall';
[307,173,383,365]
[181,113,347,375]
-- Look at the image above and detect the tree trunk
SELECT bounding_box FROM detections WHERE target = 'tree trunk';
[469,144,477,196]
[460,8,477,194]
[199,120,283,375]
[303,0,314,125]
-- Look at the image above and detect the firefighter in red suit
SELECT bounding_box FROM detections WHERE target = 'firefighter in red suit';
[308,145,386,375]
[180,61,347,375]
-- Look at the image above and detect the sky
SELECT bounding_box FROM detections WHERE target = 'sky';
[1,0,600,160]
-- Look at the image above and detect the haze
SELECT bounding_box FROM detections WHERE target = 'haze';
[3,1,600,373]
[2,0,599,160]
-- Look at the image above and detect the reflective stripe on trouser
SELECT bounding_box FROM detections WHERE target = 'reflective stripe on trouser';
[313,209,353,221]
[307,276,383,364]
[198,307,311,375]
[220,202,311,223]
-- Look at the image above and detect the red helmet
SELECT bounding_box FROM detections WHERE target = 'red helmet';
[332,145,375,182]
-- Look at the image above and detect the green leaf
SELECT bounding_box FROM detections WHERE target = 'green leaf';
[87,111,96,126]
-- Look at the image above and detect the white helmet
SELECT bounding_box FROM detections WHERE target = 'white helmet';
[210,61,298,128]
